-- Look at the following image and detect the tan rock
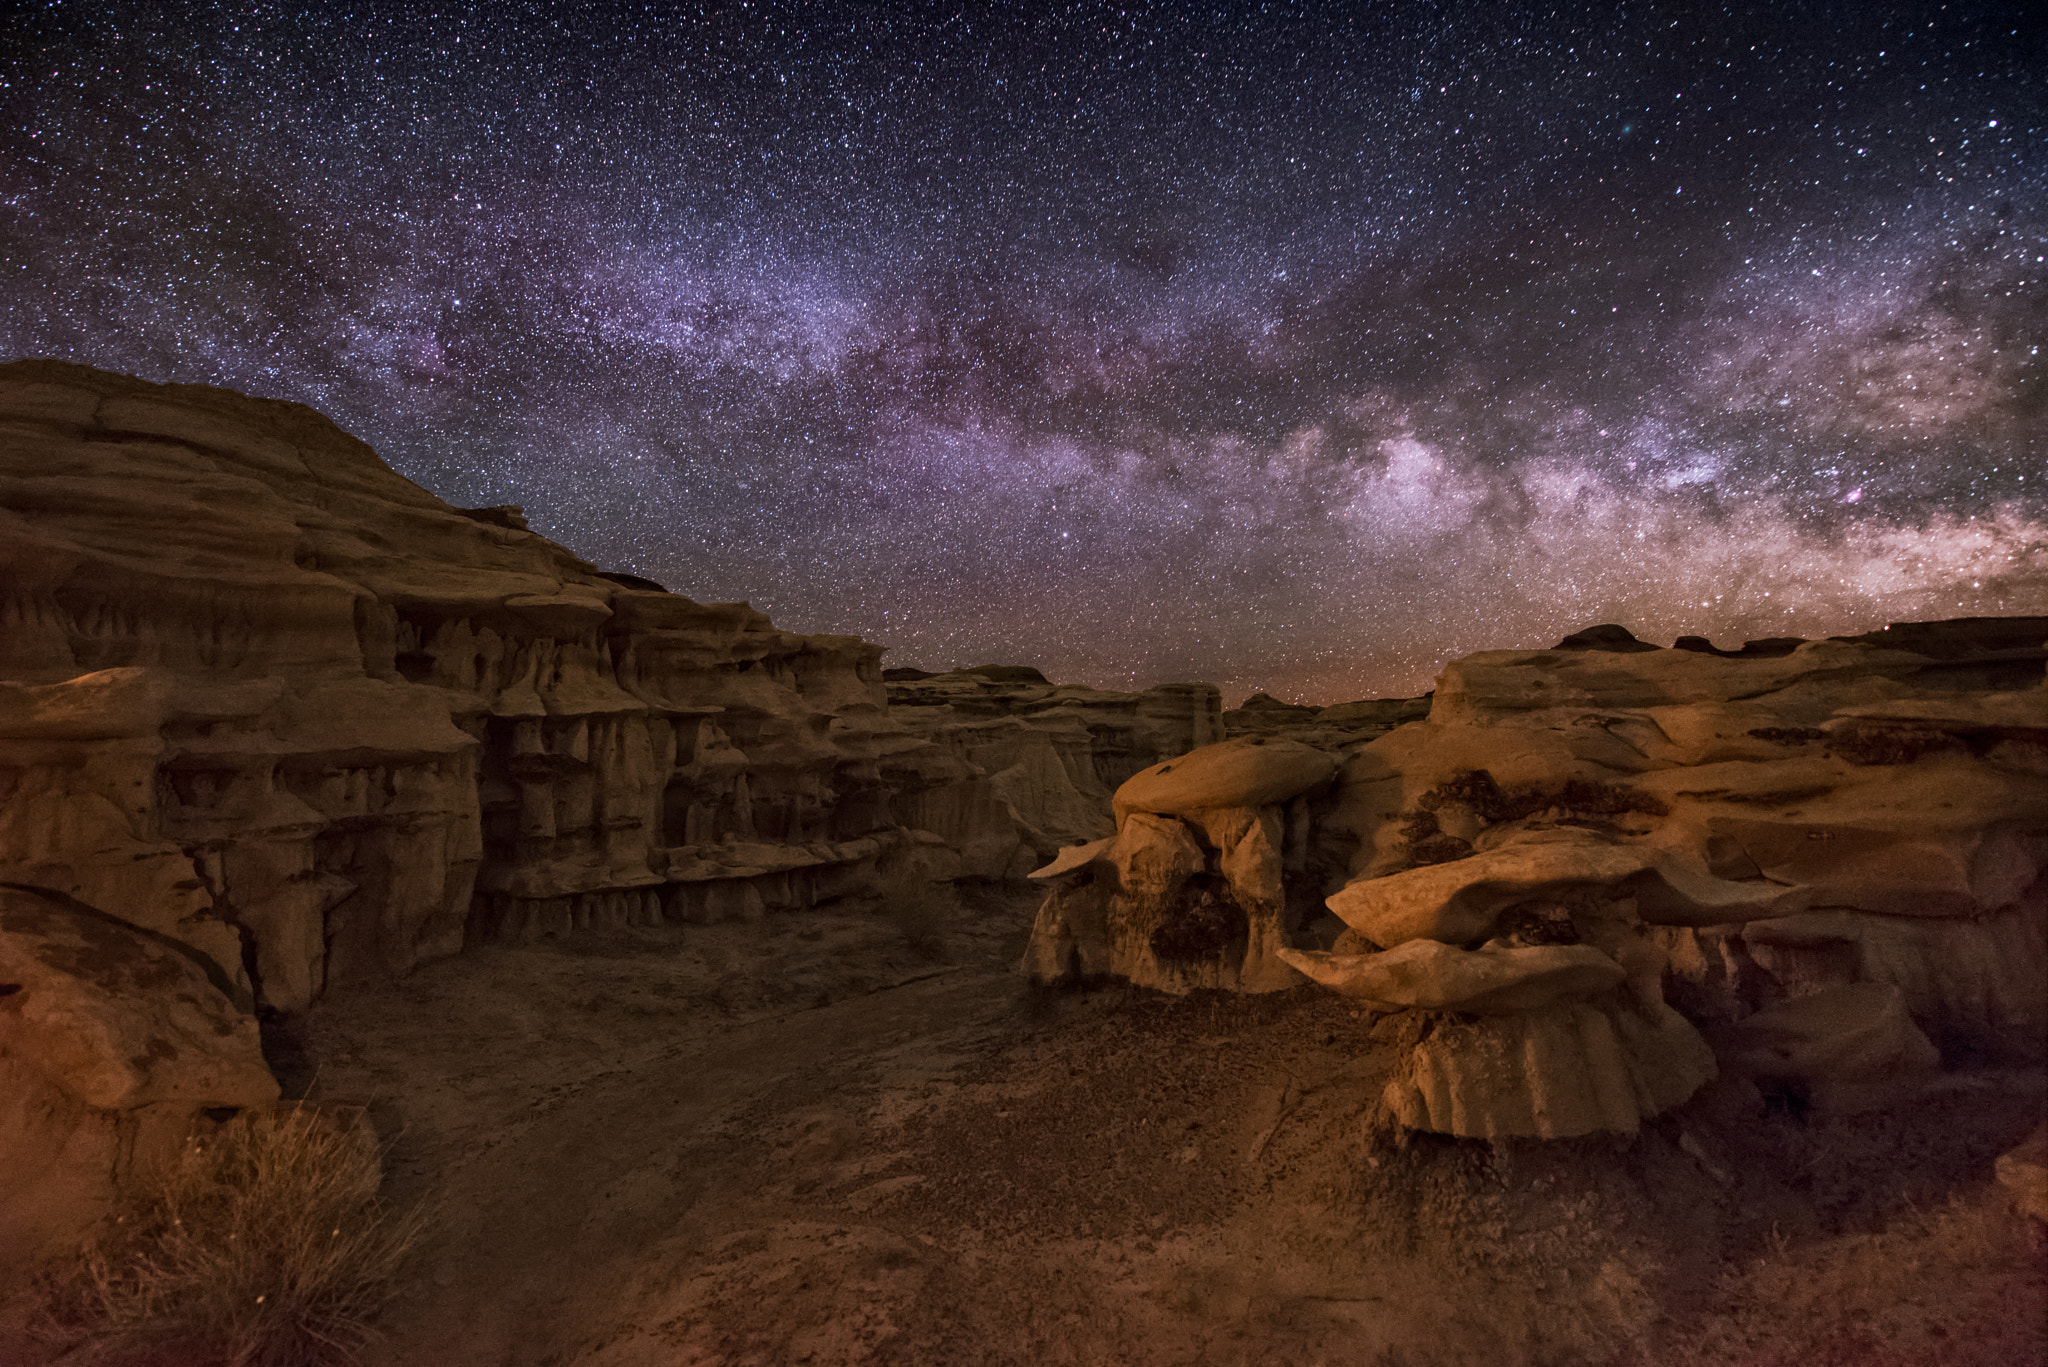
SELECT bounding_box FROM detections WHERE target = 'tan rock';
[1213,809,1300,992]
[1020,808,1304,994]
[1018,874,1116,982]
[1699,805,2039,920]
[1431,638,1933,725]
[1279,940,1627,1013]
[1028,836,1116,881]
[1324,831,1654,948]
[0,360,940,1018]
[0,885,276,1112]
[1114,737,1337,823]
[885,672,1222,879]
[0,884,277,1268]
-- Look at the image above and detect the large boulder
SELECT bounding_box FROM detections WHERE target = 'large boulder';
[0,884,277,1270]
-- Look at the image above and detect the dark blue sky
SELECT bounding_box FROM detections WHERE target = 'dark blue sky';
[5,1,2043,699]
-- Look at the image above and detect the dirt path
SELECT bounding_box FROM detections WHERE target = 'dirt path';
[297,889,2048,1367]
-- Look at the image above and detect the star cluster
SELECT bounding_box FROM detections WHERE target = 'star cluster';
[4,1,2043,700]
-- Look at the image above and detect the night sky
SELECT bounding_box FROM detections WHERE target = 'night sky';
[4,2,2043,702]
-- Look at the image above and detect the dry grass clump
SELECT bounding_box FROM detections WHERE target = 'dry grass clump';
[1649,1194,2048,1367]
[880,864,958,960]
[34,1103,429,1367]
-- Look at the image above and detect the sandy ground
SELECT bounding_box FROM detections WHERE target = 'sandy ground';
[252,887,2046,1364]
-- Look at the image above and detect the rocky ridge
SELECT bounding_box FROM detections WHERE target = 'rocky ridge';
[883,664,1224,878]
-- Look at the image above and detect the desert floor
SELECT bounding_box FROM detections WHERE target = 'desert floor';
[277,886,2048,1367]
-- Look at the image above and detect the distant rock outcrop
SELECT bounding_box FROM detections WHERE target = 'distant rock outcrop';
[1022,736,1337,993]
[884,667,1224,878]
[1026,618,2048,1141]
[1221,690,1432,743]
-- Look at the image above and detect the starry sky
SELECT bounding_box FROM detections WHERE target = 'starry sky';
[4,1,2044,702]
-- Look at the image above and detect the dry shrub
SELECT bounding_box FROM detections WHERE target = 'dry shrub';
[34,1103,430,1367]
[881,865,957,960]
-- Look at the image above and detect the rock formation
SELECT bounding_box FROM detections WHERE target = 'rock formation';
[1221,690,1432,744]
[1027,619,2048,1141]
[884,665,1224,879]
[1021,736,1338,993]
[0,361,963,1014]
[0,360,1000,1255]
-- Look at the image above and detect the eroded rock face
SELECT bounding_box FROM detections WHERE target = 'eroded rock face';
[0,360,922,1013]
[1022,737,1337,993]
[1380,997,1717,1141]
[885,666,1224,879]
[1319,624,2046,1135]
[1220,690,1432,745]
[0,884,276,1268]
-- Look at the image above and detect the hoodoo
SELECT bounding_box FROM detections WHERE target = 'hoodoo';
[1025,619,2048,1139]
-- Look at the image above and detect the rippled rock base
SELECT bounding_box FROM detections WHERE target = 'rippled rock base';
[1381,997,1717,1140]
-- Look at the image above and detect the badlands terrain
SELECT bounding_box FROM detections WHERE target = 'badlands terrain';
[1,360,2044,1365]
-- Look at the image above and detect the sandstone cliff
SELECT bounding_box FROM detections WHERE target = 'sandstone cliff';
[0,359,929,1017]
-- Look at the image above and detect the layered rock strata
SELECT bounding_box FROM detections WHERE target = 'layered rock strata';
[0,360,931,1020]
[1027,619,2048,1141]
[884,665,1224,879]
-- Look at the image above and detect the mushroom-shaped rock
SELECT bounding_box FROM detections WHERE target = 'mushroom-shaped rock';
[1114,737,1337,823]
[1382,996,1716,1140]
[1020,811,1302,994]
[1020,813,1205,987]
[1279,940,1627,1014]
[1326,831,1656,948]
[1718,982,1941,1113]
